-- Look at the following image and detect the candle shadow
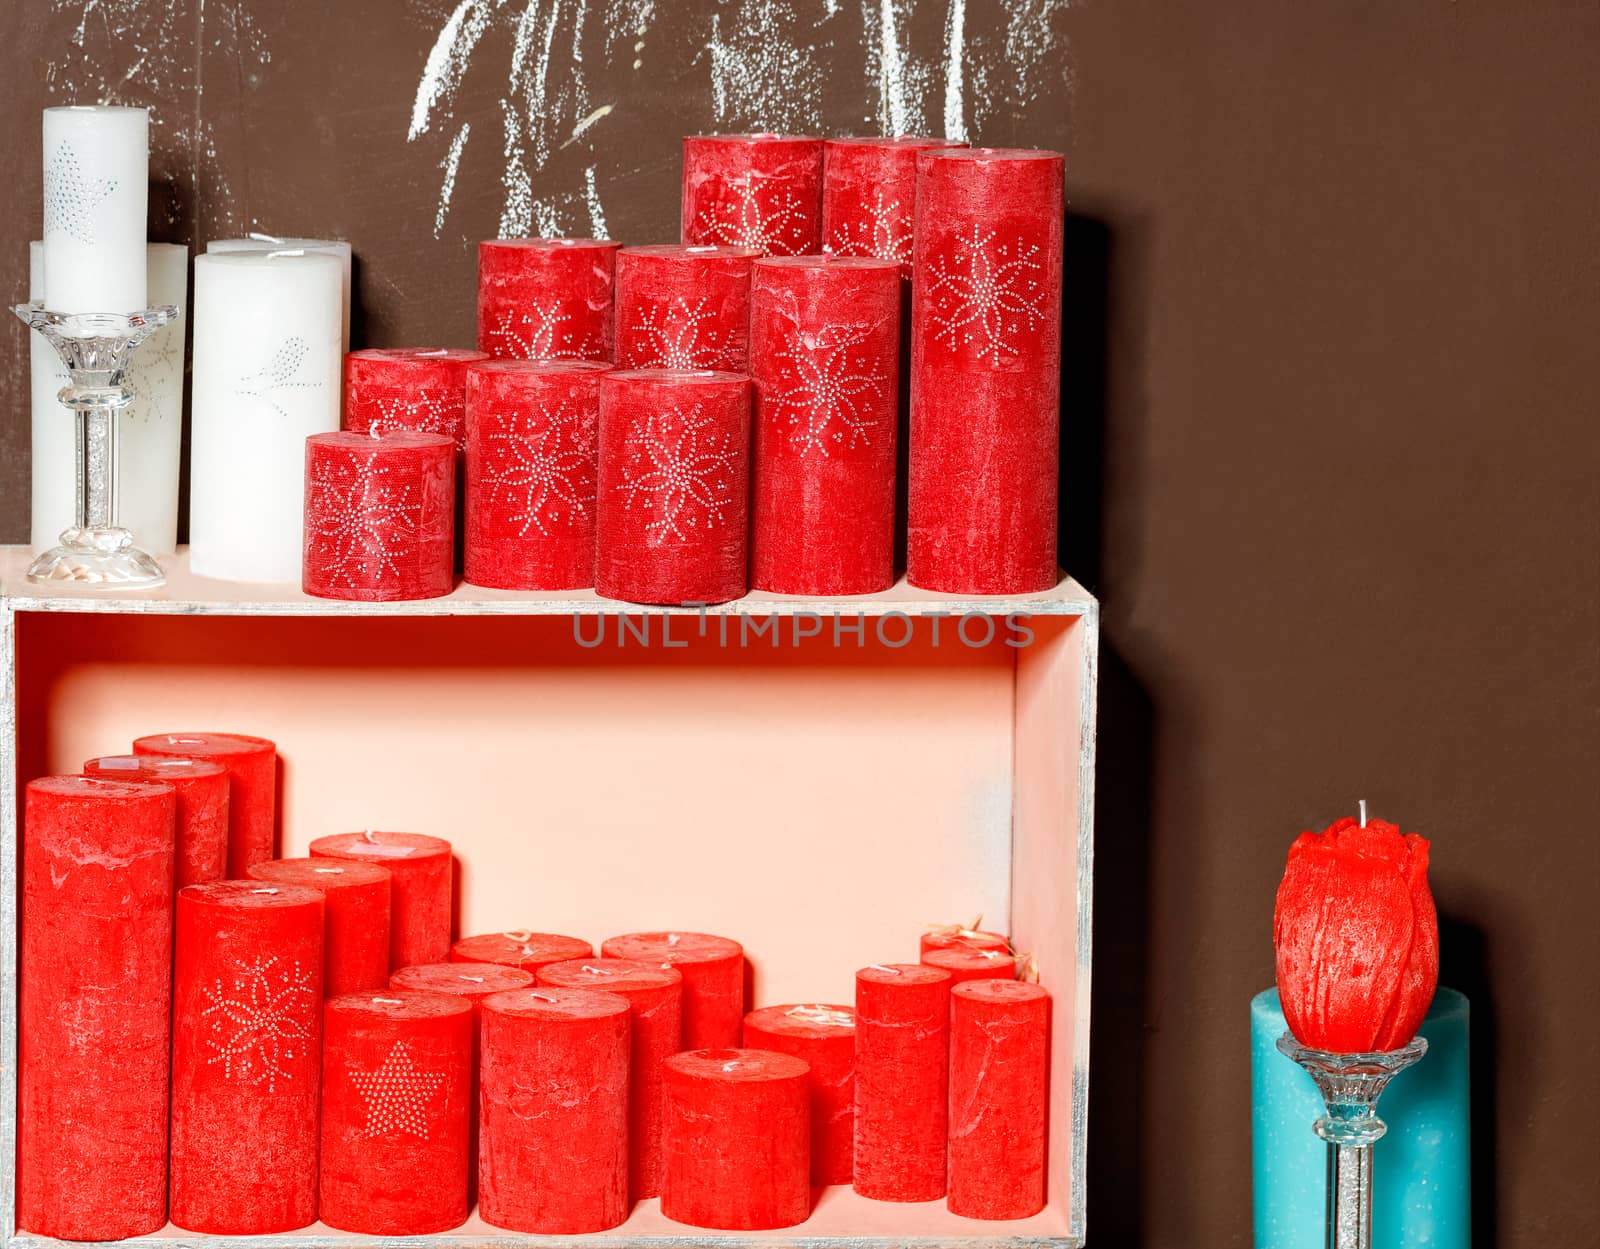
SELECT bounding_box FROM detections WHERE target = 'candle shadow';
[1437,910,1497,1244]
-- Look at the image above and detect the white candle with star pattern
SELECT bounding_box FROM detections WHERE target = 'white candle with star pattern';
[41,105,148,313]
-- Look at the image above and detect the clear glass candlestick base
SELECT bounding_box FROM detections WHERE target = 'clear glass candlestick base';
[14,302,180,588]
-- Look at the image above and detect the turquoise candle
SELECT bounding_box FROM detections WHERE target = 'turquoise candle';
[1251,986,1470,1249]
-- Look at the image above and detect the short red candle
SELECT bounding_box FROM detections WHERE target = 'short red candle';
[344,348,490,452]
[742,1003,857,1185]
[749,255,900,595]
[18,776,174,1241]
[948,980,1051,1219]
[682,134,823,257]
[320,990,473,1234]
[661,1049,811,1230]
[303,430,455,602]
[537,958,684,1199]
[920,924,1010,957]
[908,148,1065,594]
[853,962,952,1201]
[133,731,276,877]
[170,880,324,1234]
[822,136,963,279]
[84,752,227,887]
[463,359,611,590]
[452,930,594,973]
[614,244,758,371]
[247,857,392,995]
[310,830,454,968]
[602,931,745,1049]
[596,369,751,605]
[480,987,632,1233]
[478,238,621,361]
[923,945,1019,985]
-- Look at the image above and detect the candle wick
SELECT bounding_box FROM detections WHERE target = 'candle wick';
[247,231,286,244]
[504,930,533,941]
[362,829,377,842]
[868,964,902,975]
[372,997,404,1005]
[251,888,279,895]
[1359,799,1368,828]
[313,867,343,874]
[463,976,484,984]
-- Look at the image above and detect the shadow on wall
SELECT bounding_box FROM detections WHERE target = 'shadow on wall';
[1437,910,1497,1245]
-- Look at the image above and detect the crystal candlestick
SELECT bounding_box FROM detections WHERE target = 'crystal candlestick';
[14,302,179,587]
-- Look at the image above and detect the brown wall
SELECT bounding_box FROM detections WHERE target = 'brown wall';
[3,2,1597,1245]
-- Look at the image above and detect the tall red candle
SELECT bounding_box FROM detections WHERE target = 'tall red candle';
[344,348,490,452]
[909,148,1065,594]
[853,962,952,1201]
[84,752,227,887]
[948,980,1051,1219]
[682,134,823,257]
[614,244,758,371]
[170,880,324,1234]
[133,731,276,876]
[923,945,1019,985]
[247,857,392,995]
[537,958,683,1199]
[480,987,631,1233]
[310,830,454,968]
[749,255,900,595]
[822,136,962,279]
[452,930,594,973]
[478,238,621,361]
[18,777,174,1241]
[320,990,473,1234]
[661,1049,811,1230]
[742,1003,857,1185]
[463,359,611,590]
[602,930,745,1050]
[920,923,1010,957]
[596,369,751,605]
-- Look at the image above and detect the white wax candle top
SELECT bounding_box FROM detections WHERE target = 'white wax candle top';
[42,105,149,314]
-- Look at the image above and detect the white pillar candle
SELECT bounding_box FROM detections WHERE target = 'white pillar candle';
[42,105,148,314]
[28,241,69,552]
[189,250,342,583]
[207,235,352,350]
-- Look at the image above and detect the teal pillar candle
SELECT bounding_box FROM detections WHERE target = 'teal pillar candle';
[1251,986,1470,1249]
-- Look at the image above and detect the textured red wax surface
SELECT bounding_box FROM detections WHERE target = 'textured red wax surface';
[480,987,631,1233]
[170,880,324,1234]
[920,926,1011,956]
[595,369,752,604]
[463,359,612,590]
[477,238,620,361]
[84,753,227,887]
[749,255,901,595]
[614,244,758,371]
[18,777,174,1241]
[320,990,473,1234]
[452,930,594,971]
[303,431,456,602]
[743,1003,857,1185]
[602,930,745,1049]
[908,148,1065,594]
[343,348,489,452]
[538,958,684,1200]
[133,731,276,876]
[310,831,454,967]
[682,134,823,257]
[922,945,1019,984]
[853,963,952,1201]
[247,858,392,995]
[822,136,965,279]
[948,980,1050,1219]
[661,1048,811,1231]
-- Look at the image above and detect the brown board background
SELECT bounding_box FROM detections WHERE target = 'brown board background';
[2,2,1597,1245]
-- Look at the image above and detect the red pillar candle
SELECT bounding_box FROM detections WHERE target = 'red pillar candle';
[948,980,1051,1220]
[920,923,1010,957]
[908,148,1066,594]
[310,830,454,968]
[246,858,392,995]
[463,359,611,590]
[170,880,324,1234]
[452,930,594,973]
[661,1049,811,1230]
[479,987,632,1233]
[596,369,752,605]
[822,136,962,279]
[18,776,174,1241]
[478,238,621,361]
[853,962,952,1202]
[923,945,1019,985]
[537,958,684,1199]
[682,134,823,257]
[320,990,473,1234]
[602,930,745,1050]
[615,244,758,371]
[134,731,276,876]
[344,348,490,452]
[742,1003,857,1185]
[749,255,901,595]
[84,753,227,887]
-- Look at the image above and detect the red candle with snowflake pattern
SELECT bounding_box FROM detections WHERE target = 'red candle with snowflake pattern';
[743,1004,857,1185]
[320,990,473,1234]
[682,134,823,257]
[170,880,324,1234]
[84,753,227,887]
[596,369,751,605]
[463,359,611,590]
[749,255,900,595]
[853,962,951,1201]
[247,858,392,995]
[133,731,277,877]
[920,923,1010,957]
[602,931,745,1049]
[311,831,455,967]
[478,238,621,361]
[823,136,963,280]
[908,148,1065,594]
[615,244,758,371]
[344,348,490,451]
[923,944,1018,984]
[452,930,594,973]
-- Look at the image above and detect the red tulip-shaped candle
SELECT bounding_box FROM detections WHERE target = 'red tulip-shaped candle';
[743,1003,857,1184]
[247,858,392,995]
[133,731,276,876]
[311,830,454,968]
[601,930,745,1049]
[478,238,621,361]
[615,244,758,371]
[84,753,227,887]
[452,930,594,973]
[682,134,823,256]
[344,348,489,452]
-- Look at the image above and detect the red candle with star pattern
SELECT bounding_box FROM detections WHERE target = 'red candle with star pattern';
[452,930,594,973]
[602,930,745,1050]
[614,244,758,371]
[320,990,473,1234]
[822,136,963,280]
[478,238,621,361]
[343,348,489,452]
[247,858,392,995]
[133,731,276,877]
[682,134,823,257]
[84,753,227,887]
[310,830,455,968]
[742,1003,857,1185]
[922,945,1019,984]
